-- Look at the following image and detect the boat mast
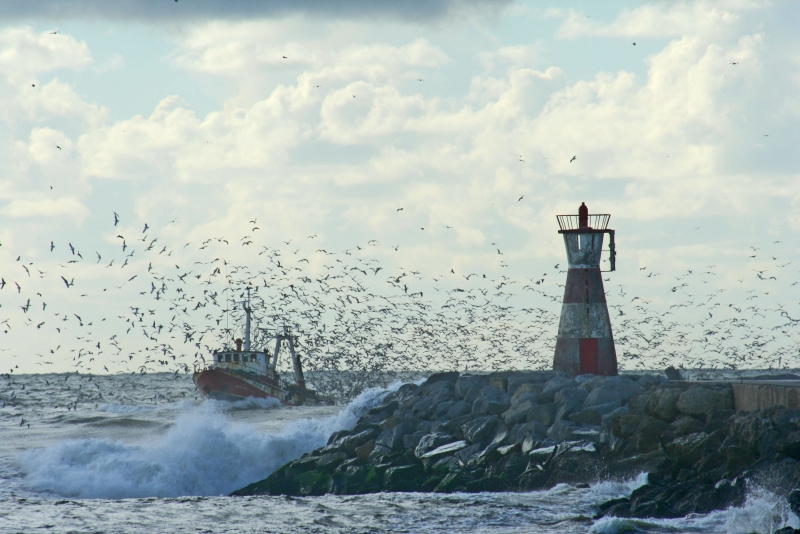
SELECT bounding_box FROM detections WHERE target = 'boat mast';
[242,287,252,351]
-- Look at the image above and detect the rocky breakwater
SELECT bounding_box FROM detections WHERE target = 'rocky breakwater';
[233,371,800,520]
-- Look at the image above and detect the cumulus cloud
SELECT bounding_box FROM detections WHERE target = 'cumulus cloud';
[555,1,763,39]
[1,196,89,220]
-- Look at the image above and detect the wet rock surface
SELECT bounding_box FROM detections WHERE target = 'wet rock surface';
[232,372,800,521]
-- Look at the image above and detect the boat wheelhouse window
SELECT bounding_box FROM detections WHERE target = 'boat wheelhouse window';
[217,354,223,362]
[250,354,257,362]
[225,354,231,362]
[233,354,239,362]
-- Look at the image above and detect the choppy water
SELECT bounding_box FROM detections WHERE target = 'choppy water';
[1,373,798,533]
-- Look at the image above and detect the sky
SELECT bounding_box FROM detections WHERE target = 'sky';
[1,0,799,376]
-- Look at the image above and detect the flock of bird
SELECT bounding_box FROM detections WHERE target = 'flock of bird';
[1,211,799,407]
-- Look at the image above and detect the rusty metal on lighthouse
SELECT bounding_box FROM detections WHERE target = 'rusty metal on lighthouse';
[553,203,618,376]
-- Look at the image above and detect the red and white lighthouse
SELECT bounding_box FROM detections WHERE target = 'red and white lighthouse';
[553,203,618,376]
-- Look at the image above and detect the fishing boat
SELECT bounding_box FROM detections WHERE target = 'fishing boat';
[192,290,328,405]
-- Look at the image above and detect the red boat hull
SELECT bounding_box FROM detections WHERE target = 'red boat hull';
[193,368,293,405]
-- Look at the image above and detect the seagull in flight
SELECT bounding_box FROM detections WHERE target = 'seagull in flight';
[569,155,577,163]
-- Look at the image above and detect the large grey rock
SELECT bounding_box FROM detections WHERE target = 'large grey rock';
[421,440,469,460]
[731,411,780,456]
[511,383,543,404]
[634,417,671,453]
[456,375,491,403]
[508,374,548,397]
[502,400,538,425]
[543,375,577,396]
[527,402,557,426]
[383,464,423,491]
[462,415,500,445]
[608,377,644,403]
[676,387,733,417]
[555,387,588,420]
[672,415,704,436]
[569,402,619,425]
[402,430,428,451]
[419,371,459,390]
[388,383,420,403]
[584,386,622,408]
[375,422,412,450]
[432,400,455,419]
[414,432,456,458]
[316,452,349,471]
[446,399,471,418]
[412,396,436,419]
[646,387,682,422]
[508,421,548,445]
[472,386,511,416]
[335,429,379,454]
[547,419,579,441]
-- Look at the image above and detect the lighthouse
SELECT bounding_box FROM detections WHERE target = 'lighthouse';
[553,203,618,376]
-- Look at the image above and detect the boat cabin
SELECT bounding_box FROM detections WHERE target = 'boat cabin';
[211,338,271,375]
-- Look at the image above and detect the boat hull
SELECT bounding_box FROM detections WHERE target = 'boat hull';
[193,368,292,405]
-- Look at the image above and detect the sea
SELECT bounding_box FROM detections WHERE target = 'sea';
[1,373,798,534]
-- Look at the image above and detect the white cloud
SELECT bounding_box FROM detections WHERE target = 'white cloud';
[556,2,762,39]
[1,196,89,220]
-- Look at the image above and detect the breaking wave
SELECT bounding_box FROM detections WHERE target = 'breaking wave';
[590,486,800,534]
[19,385,393,499]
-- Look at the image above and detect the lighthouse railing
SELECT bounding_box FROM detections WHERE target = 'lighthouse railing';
[556,213,610,231]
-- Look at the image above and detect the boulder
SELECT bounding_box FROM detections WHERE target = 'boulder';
[446,399,471,418]
[390,383,420,403]
[569,402,618,425]
[415,432,456,458]
[489,375,509,391]
[472,386,511,416]
[419,371,459,389]
[664,432,711,467]
[316,452,349,472]
[541,375,577,398]
[502,400,538,425]
[420,440,469,460]
[508,421,547,445]
[612,414,648,439]
[730,411,780,457]
[646,387,682,422]
[462,415,500,445]
[584,386,622,408]
[355,440,375,460]
[554,387,587,420]
[402,431,428,451]
[335,429,379,454]
[676,387,733,417]
[456,375,490,403]
[383,464,424,491]
[634,418,671,453]
[412,397,436,419]
[511,383,542,404]
[527,403,557,426]
[672,415,704,436]
[508,375,547,397]
[613,378,644,403]
[547,419,579,441]
[376,422,412,451]
[327,429,351,445]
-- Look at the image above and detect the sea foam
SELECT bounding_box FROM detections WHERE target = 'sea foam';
[19,385,393,499]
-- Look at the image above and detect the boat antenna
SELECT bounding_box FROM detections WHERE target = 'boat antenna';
[225,260,230,349]
[243,287,252,351]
